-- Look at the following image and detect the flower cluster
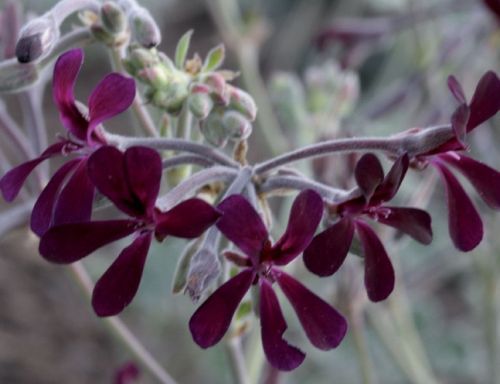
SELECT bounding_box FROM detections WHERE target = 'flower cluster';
[1,11,500,378]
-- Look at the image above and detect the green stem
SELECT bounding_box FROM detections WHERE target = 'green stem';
[109,48,159,137]
[69,262,178,384]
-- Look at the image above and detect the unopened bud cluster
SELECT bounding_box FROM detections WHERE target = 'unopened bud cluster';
[124,31,257,147]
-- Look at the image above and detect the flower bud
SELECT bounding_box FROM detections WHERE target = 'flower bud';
[101,1,127,35]
[15,16,59,63]
[185,247,221,302]
[187,85,214,119]
[123,47,158,76]
[128,6,161,48]
[222,111,252,141]
[200,111,228,147]
[228,86,257,121]
[202,72,228,104]
[172,238,203,294]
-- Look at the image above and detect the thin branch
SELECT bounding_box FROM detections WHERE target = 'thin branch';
[254,125,453,175]
[69,262,179,384]
[105,133,240,168]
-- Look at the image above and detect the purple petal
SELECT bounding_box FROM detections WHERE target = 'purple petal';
[276,271,347,350]
[154,198,220,241]
[451,104,470,148]
[373,153,409,203]
[189,269,254,348]
[0,141,65,202]
[39,220,137,264]
[355,154,384,201]
[114,362,140,384]
[260,280,305,371]
[355,220,395,302]
[92,233,152,317]
[31,159,80,236]
[273,190,324,265]
[371,206,432,245]
[440,153,500,209]
[87,146,144,218]
[467,71,500,132]
[53,158,94,226]
[52,49,88,140]
[124,146,162,214]
[216,195,268,263]
[433,162,483,251]
[87,73,136,138]
[303,217,354,276]
[483,0,500,19]
[447,75,467,103]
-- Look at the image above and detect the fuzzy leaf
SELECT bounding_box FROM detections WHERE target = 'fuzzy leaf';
[202,44,225,72]
[175,29,193,69]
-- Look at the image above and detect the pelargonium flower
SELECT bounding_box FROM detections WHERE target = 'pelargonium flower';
[0,48,135,236]
[304,153,432,302]
[39,145,221,317]
[417,71,500,252]
[189,190,348,371]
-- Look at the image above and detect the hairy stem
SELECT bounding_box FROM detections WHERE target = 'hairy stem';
[348,306,375,384]
[156,166,238,210]
[258,174,356,202]
[110,48,159,137]
[39,28,94,68]
[254,125,453,175]
[105,133,239,168]
[225,337,251,384]
[69,262,178,384]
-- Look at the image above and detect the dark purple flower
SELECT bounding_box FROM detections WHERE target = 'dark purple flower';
[189,190,348,371]
[0,48,136,236]
[113,362,140,384]
[303,153,432,302]
[483,0,500,21]
[39,146,221,317]
[419,72,500,252]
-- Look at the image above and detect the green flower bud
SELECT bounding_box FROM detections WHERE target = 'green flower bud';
[202,73,228,104]
[228,86,257,121]
[200,111,228,147]
[101,1,127,35]
[129,7,161,48]
[187,84,214,119]
[222,111,252,141]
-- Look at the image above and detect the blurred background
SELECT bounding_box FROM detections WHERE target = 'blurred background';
[1,0,500,383]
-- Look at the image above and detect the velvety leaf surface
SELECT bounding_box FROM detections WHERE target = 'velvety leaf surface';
[189,269,254,348]
[39,220,137,264]
[259,280,305,371]
[372,206,433,245]
[52,159,94,226]
[154,198,220,240]
[92,234,152,317]
[303,217,354,276]
[216,195,268,263]
[273,189,323,265]
[441,153,500,209]
[52,48,88,140]
[87,73,135,137]
[30,159,80,236]
[355,154,384,201]
[276,271,348,350]
[433,162,483,251]
[355,220,395,302]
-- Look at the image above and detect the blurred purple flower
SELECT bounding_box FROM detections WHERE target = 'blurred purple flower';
[189,190,348,371]
[304,153,432,302]
[483,0,500,21]
[114,362,140,384]
[0,48,136,236]
[39,146,221,317]
[420,71,500,252]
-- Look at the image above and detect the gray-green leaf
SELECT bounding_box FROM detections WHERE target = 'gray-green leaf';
[175,29,194,69]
